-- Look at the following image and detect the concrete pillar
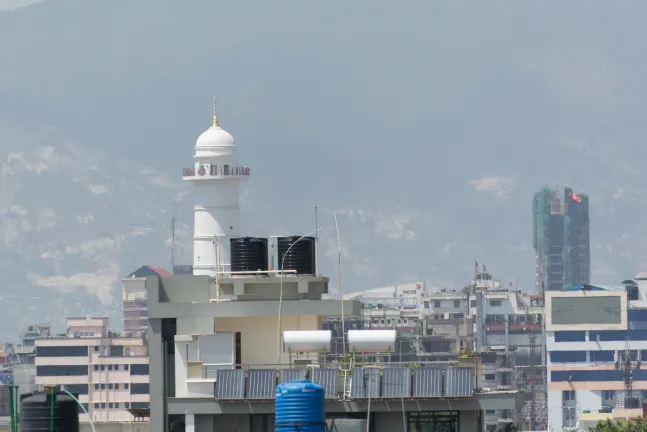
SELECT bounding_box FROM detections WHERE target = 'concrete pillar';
[174,341,188,397]
[186,413,195,432]
[149,318,167,432]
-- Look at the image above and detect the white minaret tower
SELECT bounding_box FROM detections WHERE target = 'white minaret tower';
[184,94,250,276]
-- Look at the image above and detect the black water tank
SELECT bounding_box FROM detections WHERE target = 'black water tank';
[20,391,80,432]
[230,237,269,273]
[277,236,316,275]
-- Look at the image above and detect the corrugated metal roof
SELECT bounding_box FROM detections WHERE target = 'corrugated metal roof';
[412,368,443,398]
[246,369,276,399]
[214,369,245,399]
[381,367,411,398]
[350,368,380,399]
[312,368,338,399]
[444,367,473,397]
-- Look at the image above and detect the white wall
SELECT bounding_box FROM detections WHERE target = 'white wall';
[215,315,320,366]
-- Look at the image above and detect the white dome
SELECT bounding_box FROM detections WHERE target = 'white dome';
[196,125,234,148]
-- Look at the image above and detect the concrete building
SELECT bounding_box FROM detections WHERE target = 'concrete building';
[35,317,149,423]
[472,280,547,431]
[143,96,520,431]
[122,265,171,338]
[147,272,521,432]
[533,186,590,293]
[545,277,647,431]
[341,281,473,361]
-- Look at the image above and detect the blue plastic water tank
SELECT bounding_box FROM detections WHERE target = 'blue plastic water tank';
[275,379,325,432]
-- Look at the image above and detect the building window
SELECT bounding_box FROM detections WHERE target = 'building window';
[130,383,149,394]
[115,384,119,390]
[93,346,99,352]
[110,346,124,356]
[62,384,88,395]
[108,403,113,409]
[100,365,105,371]
[485,374,496,381]
[485,410,496,415]
[489,300,502,307]
[563,390,575,401]
[470,299,476,307]
[130,402,149,409]
[590,351,614,362]
[36,346,89,357]
[101,384,105,390]
[563,407,576,427]
[408,411,459,432]
[36,366,88,377]
[125,402,130,409]
[108,365,113,371]
[94,384,99,390]
[93,365,98,371]
[125,384,129,390]
[550,351,587,363]
[93,403,99,409]
[434,301,441,308]
[453,300,460,308]
[603,390,615,401]
[125,348,131,356]
[115,403,120,409]
[108,384,113,390]
[555,331,586,342]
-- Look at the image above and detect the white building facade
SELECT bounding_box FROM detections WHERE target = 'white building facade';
[35,317,149,423]
[545,278,647,431]
[183,95,250,276]
[472,285,546,431]
[122,265,171,338]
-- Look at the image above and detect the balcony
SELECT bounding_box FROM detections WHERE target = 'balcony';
[182,165,250,179]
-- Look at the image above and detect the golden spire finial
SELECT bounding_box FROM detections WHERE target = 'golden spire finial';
[211,92,219,128]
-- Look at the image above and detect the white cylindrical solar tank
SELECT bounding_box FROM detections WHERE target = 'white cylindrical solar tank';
[348,329,397,353]
[283,330,332,353]
[184,98,249,277]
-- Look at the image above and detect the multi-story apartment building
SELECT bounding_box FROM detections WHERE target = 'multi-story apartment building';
[35,317,149,423]
[341,281,473,361]
[473,284,546,431]
[545,276,647,431]
[122,265,171,338]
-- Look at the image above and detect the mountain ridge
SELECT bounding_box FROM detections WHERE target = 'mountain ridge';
[1,0,647,339]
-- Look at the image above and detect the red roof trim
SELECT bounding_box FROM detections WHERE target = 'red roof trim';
[145,265,172,276]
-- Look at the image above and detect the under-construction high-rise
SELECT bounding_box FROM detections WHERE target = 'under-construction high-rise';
[533,186,590,292]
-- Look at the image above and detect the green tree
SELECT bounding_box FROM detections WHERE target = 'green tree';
[589,418,647,432]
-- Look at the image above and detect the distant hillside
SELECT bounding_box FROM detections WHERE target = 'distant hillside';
[0,0,647,339]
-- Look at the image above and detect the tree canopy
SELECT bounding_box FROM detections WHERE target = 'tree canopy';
[590,418,647,432]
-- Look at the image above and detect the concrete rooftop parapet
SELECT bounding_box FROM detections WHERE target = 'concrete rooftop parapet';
[146,275,361,319]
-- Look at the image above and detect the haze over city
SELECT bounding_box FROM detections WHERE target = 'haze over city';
[1,1,647,430]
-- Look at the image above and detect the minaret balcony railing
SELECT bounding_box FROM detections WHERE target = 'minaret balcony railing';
[183,166,250,178]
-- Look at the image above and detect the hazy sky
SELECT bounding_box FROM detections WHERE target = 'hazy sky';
[1,0,647,337]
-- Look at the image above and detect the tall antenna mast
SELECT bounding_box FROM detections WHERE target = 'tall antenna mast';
[171,201,177,269]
